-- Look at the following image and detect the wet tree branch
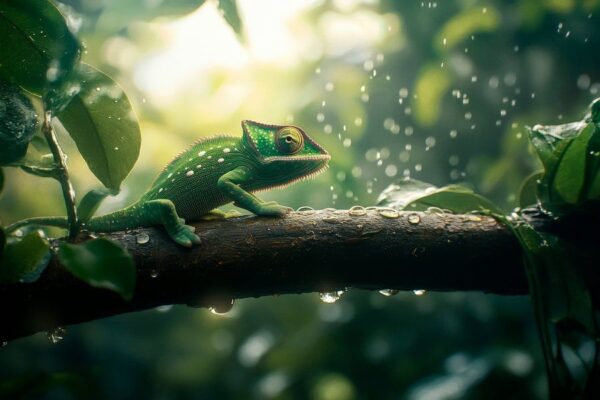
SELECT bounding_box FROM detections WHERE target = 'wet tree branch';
[0,209,531,342]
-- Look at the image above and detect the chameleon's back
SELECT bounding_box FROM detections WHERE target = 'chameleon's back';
[140,136,253,220]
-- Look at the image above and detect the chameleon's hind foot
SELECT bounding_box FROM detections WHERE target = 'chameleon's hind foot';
[166,222,201,248]
[144,199,201,247]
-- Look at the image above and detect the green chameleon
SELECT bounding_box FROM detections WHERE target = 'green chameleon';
[8,121,330,247]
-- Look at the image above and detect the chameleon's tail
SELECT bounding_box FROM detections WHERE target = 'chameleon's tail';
[6,217,69,233]
[85,204,144,232]
[5,205,144,234]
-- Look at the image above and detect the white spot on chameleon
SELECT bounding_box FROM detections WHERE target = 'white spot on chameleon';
[207,156,212,159]
[198,151,206,157]
[218,158,224,163]
[196,164,202,169]
[158,188,163,193]
[223,148,230,153]
[186,170,194,177]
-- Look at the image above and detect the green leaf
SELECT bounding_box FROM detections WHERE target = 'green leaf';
[519,171,543,208]
[78,188,114,223]
[527,122,582,172]
[377,178,502,214]
[0,0,80,94]
[0,79,39,165]
[0,232,51,283]
[95,0,206,35]
[217,0,244,39]
[57,63,141,191]
[551,123,594,205]
[413,64,451,127]
[434,6,500,53]
[0,227,5,260]
[58,238,135,300]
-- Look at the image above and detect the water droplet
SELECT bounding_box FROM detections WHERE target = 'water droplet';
[209,299,235,315]
[156,305,173,313]
[46,326,66,343]
[467,215,483,222]
[348,205,367,216]
[150,269,159,278]
[379,289,399,297]
[378,208,399,219]
[322,216,337,224]
[1,341,7,347]
[413,289,426,296]
[426,207,446,216]
[408,214,421,224]
[296,206,315,214]
[136,233,150,244]
[319,290,344,303]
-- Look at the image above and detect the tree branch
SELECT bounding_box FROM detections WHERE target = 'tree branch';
[1,209,530,342]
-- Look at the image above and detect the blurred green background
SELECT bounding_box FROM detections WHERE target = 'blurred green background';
[1,0,599,398]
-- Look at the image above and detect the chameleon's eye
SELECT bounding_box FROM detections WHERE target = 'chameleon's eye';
[275,127,304,154]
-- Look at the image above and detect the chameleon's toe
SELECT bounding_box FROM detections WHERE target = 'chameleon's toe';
[257,203,293,216]
[166,224,200,247]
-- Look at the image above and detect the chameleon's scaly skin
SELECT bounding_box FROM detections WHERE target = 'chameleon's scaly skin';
[84,120,330,246]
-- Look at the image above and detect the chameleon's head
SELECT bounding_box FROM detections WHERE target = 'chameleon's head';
[242,120,330,185]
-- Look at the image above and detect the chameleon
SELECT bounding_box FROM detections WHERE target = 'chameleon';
[7,120,330,246]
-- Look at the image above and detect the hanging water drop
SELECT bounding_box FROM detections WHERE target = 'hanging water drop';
[319,291,344,304]
[209,299,235,315]
[413,289,426,296]
[46,327,66,344]
[379,289,399,297]
[136,233,150,244]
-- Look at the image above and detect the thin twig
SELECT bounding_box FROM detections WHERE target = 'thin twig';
[41,111,78,238]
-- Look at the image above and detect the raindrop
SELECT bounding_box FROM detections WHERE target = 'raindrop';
[408,214,421,224]
[385,164,398,177]
[349,205,367,216]
[413,289,426,296]
[209,299,235,315]
[150,269,159,278]
[319,290,344,304]
[1,341,7,347]
[296,206,316,213]
[467,215,483,222]
[379,208,399,219]
[136,233,150,244]
[46,327,66,344]
[325,82,334,91]
[156,305,173,313]
[379,289,399,297]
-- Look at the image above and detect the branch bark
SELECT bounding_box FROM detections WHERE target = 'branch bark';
[1,209,529,342]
